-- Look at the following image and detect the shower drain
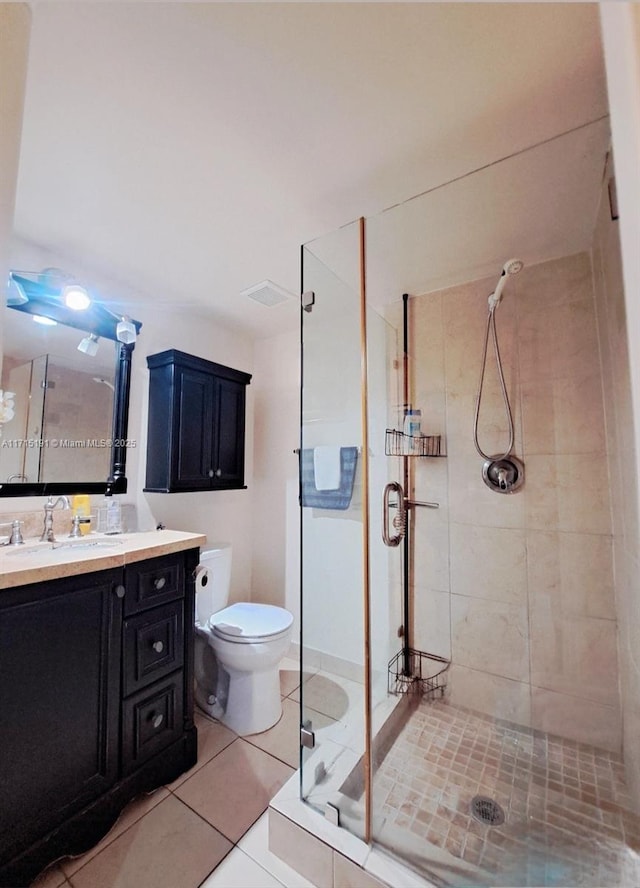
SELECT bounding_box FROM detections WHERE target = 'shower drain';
[469,795,506,826]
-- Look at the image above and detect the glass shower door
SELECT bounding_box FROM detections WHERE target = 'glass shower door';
[299,220,368,839]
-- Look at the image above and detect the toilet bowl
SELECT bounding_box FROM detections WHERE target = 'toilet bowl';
[194,547,293,736]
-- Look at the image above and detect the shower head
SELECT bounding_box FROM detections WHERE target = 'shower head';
[488,257,524,310]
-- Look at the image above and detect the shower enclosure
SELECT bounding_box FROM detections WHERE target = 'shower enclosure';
[298,119,640,887]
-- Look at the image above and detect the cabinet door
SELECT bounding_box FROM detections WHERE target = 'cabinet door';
[174,366,215,489]
[212,376,246,487]
[0,570,122,865]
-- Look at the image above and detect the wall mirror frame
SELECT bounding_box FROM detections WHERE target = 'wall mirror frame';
[1,273,141,497]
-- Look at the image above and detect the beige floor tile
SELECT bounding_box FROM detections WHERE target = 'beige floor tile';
[280,665,301,697]
[245,697,337,768]
[167,710,236,790]
[173,739,294,843]
[60,787,170,877]
[67,794,231,888]
[290,671,364,722]
[199,847,283,887]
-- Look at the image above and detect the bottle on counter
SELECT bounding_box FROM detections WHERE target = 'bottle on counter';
[97,496,122,534]
[72,494,92,536]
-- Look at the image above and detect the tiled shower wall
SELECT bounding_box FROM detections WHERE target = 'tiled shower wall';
[393,246,621,752]
[592,159,640,808]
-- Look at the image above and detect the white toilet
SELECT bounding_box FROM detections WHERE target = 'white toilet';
[194,546,293,736]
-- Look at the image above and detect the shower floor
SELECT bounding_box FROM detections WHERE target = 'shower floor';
[372,699,640,887]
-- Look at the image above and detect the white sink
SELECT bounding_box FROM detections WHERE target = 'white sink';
[5,538,125,557]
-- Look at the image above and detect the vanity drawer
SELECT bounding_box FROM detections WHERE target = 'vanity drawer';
[123,601,184,696]
[122,674,184,775]
[125,553,184,615]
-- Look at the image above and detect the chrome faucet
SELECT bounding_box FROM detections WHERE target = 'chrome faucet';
[40,495,71,542]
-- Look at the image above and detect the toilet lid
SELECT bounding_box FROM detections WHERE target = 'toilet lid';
[209,602,293,642]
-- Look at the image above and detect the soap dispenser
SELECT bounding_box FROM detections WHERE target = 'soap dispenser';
[97,495,122,534]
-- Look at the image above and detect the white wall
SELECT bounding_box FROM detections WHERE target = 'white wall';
[251,328,299,621]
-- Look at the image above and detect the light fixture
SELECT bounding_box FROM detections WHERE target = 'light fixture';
[32,315,57,326]
[116,316,136,344]
[6,275,28,306]
[77,333,100,356]
[62,283,91,311]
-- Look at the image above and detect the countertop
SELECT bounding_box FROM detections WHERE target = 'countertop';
[0,529,207,589]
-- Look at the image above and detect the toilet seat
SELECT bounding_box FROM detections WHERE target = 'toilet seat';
[208,602,293,645]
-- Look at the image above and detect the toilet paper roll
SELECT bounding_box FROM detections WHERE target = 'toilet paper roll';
[194,564,210,592]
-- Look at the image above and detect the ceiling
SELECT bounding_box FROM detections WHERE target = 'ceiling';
[11,2,609,339]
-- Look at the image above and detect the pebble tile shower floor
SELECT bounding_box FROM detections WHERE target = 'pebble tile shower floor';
[374,699,640,887]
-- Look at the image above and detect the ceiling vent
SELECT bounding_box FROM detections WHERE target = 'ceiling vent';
[241,280,295,308]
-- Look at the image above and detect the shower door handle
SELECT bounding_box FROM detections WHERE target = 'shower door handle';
[382,481,405,547]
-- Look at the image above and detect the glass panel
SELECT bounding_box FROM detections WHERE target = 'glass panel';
[365,119,640,887]
[300,220,367,839]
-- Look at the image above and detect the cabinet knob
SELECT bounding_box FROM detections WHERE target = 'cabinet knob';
[208,469,214,478]
[152,640,164,654]
[114,584,126,599]
[153,577,166,591]
[151,713,164,729]
[215,468,222,477]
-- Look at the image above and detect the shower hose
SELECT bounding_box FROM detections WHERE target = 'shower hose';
[473,304,514,461]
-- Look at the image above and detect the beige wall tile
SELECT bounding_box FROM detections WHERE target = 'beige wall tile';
[531,687,621,752]
[334,852,388,888]
[412,587,451,660]
[449,523,527,605]
[450,594,529,682]
[268,809,334,888]
[524,454,612,535]
[448,454,524,529]
[448,663,531,725]
[412,516,449,594]
[521,373,606,456]
[516,252,593,312]
[518,297,599,384]
[529,608,619,705]
[526,531,615,620]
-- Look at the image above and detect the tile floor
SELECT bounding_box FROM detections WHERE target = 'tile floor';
[373,699,640,887]
[30,659,318,888]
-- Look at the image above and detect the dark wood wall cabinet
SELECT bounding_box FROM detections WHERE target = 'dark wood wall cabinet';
[144,349,252,493]
[0,548,199,887]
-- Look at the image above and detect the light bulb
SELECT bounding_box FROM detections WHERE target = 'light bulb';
[116,317,136,344]
[62,284,91,311]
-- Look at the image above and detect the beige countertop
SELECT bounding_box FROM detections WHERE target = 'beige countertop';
[0,529,206,590]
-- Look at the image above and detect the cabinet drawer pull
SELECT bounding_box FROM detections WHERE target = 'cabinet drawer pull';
[153,577,166,591]
[208,469,214,478]
[114,584,126,599]
[152,640,164,654]
[151,713,164,729]
[215,468,222,477]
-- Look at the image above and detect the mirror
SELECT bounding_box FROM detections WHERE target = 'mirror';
[0,273,141,497]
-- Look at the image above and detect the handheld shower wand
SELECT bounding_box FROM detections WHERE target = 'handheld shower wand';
[487,258,524,311]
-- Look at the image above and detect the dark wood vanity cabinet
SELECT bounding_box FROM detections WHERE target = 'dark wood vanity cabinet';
[0,548,199,887]
[144,349,251,492]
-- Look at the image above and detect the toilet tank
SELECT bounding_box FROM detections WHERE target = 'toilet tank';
[196,545,232,625]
